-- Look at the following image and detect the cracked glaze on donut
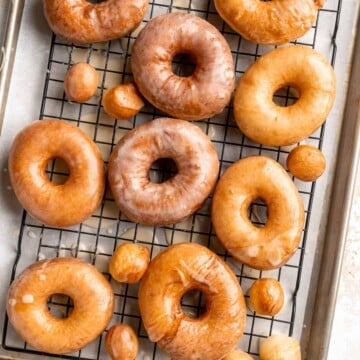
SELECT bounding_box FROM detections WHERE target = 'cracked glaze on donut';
[131,13,235,120]
[43,0,149,44]
[108,118,219,226]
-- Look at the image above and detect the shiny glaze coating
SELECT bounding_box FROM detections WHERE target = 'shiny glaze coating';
[105,324,139,360]
[8,120,105,227]
[287,144,326,181]
[214,0,324,45]
[234,46,336,146]
[211,156,304,270]
[43,0,149,44]
[138,243,247,360]
[131,13,235,120]
[223,349,254,360]
[108,118,219,226]
[109,243,150,283]
[249,278,284,316]
[6,258,114,354]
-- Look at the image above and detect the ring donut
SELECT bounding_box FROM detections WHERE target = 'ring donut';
[7,258,114,354]
[234,46,336,146]
[8,120,105,227]
[214,0,324,45]
[131,13,235,120]
[211,156,304,270]
[138,243,246,360]
[108,118,219,226]
[43,0,149,44]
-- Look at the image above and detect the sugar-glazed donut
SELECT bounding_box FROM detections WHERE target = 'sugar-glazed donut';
[131,13,235,120]
[7,258,114,354]
[211,156,304,270]
[214,0,324,45]
[43,0,149,44]
[138,243,247,360]
[234,46,336,146]
[8,120,105,227]
[108,118,219,226]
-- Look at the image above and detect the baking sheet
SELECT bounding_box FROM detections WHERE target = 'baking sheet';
[0,0,358,359]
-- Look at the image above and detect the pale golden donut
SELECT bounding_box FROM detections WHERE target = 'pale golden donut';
[8,120,105,227]
[109,243,150,283]
[43,0,149,44]
[64,63,99,103]
[211,156,304,270]
[234,46,336,146]
[108,118,219,226]
[223,349,254,360]
[287,144,326,181]
[6,258,114,354]
[260,335,301,360]
[131,13,235,120]
[214,0,324,45]
[249,278,284,316]
[105,324,139,360]
[138,243,247,360]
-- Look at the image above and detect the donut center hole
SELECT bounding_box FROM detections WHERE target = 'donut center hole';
[149,158,178,184]
[273,86,300,107]
[86,0,107,3]
[47,293,73,319]
[46,158,70,185]
[172,53,197,77]
[248,198,268,227]
[181,289,206,319]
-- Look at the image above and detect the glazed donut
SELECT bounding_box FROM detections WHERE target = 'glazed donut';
[43,0,149,44]
[108,118,219,226]
[259,335,301,360]
[287,144,326,181]
[131,13,235,120]
[223,349,254,360]
[211,156,304,270]
[234,46,336,146]
[138,243,246,360]
[8,120,105,227]
[6,258,114,354]
[214,0,324,45]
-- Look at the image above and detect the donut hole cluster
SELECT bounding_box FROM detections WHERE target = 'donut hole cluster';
[272,85,300,107]
[180,289,207,319]
[247,198,268,228]
[47,293,73,319]
[148,157,178,184]
[46,157,70,185]
[171,52,197,78]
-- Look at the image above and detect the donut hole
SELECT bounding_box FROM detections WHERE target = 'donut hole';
[149,158,178,183]
[248,199,268,227]
[272,86,300,107]
[46,158,70,185]
[47,293,74,318]
[171,52,197,77]
[180,289,206,319]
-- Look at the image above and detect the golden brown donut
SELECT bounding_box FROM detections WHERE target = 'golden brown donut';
[214,0,324,45]
[223,349,254,360]
[260,335,301,360]
[249,278,284,316]
[105,324,139,360]
[131,13,235,120]
[102,83,144,120]
[64,63,98,103]
[43,0,149,44]
[109,243,150,283]
[8,120,105,227]
[234,46,336,146]
[211,156,304,270]
[287,144,326,181]
[108,118,219,226]
[6,258,114,354]
[138,243,247,360]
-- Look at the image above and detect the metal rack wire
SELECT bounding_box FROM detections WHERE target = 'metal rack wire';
[2,0,342,359]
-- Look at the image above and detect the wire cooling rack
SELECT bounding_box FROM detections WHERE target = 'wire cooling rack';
[2,0,343,359]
